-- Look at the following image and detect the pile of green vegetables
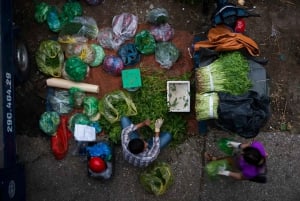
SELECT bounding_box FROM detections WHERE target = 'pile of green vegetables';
[196,51,252,95]
[195,92,219,120]
[100,70,190,146]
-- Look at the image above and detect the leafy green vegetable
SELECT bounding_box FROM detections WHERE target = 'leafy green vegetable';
[195,92,219,120]
[98,90,137,124]
[35,40,64,77]
[217,138,234,156]
[130,70,189,146]
[196,51,252,95]
[205,159,230,179]
[139,162,174,195]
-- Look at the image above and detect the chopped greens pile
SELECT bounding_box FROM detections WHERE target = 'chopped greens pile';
[100,69,190,146]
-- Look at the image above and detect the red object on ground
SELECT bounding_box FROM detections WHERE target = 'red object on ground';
[235,18,246,33]
[88,157,107,173]
[51,115,72,160]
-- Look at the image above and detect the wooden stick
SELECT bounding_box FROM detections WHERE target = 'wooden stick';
[46,78,99,94]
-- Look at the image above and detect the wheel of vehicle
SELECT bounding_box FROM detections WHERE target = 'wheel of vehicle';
[14,39,30,83]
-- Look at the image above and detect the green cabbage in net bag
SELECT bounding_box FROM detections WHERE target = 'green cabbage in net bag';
[34,2,51,23]
[205,159,230,179]
[60,1,83,25]
[134,30,156,55]
[63,56,88,82]
[139,162,174,195]
[83,96,100,120]
[35,40,64,77]
[68,113,90,133]
[69,87,86,108]
[155,42,179,69]
[39,111,60,136]
[89,44,105,67]
[98,90,137,124]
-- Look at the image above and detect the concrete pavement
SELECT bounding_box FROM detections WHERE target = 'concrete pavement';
[17,131,300,201]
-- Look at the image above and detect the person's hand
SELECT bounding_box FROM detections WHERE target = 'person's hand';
[217,165,230,176]
[143,119,151,127]
[227,141,241,149]
[154,118,164,133]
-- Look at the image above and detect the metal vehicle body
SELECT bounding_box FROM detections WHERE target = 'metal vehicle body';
[0,0,27,200]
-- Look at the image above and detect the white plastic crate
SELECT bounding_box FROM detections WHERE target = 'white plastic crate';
[167,81,190,112]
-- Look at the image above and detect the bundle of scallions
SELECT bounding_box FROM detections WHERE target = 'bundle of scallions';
[195,92,219,120]
[196,51,252,95]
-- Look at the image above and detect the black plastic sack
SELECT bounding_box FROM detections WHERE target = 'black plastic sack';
[216,90,270,138]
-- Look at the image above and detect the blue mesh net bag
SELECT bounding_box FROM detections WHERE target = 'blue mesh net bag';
[117,43,140,66]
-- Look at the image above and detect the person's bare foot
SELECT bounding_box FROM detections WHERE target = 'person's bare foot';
[204,152,217,161]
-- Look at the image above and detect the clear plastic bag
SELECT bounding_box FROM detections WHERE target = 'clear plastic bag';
[112,13,138,41]
[139,162,174,195]
[155,42,179,69]
[35,40,64,77]
[150,23,174,42]
[47,89,73,114]
[98,90,137,124]
[97,27,125,50]
[65,43,95,64]
[60,16,99,39]
[146,8,169,25]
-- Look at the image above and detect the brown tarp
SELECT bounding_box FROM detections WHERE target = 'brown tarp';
[85,23,194,98]
[193,25,260,56]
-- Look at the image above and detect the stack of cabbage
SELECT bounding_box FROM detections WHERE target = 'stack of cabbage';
[195,51,252,120]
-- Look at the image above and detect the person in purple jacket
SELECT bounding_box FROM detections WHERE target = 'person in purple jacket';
[205,140,267,181]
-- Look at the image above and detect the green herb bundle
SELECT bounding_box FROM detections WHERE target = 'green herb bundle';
[196,51,252,95]
[195,92,219,120]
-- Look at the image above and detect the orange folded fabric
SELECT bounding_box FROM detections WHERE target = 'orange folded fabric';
[194,25,260,56]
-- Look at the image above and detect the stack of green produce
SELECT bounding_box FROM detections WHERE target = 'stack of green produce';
[196,51,252,95]
[195,92,219,120]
